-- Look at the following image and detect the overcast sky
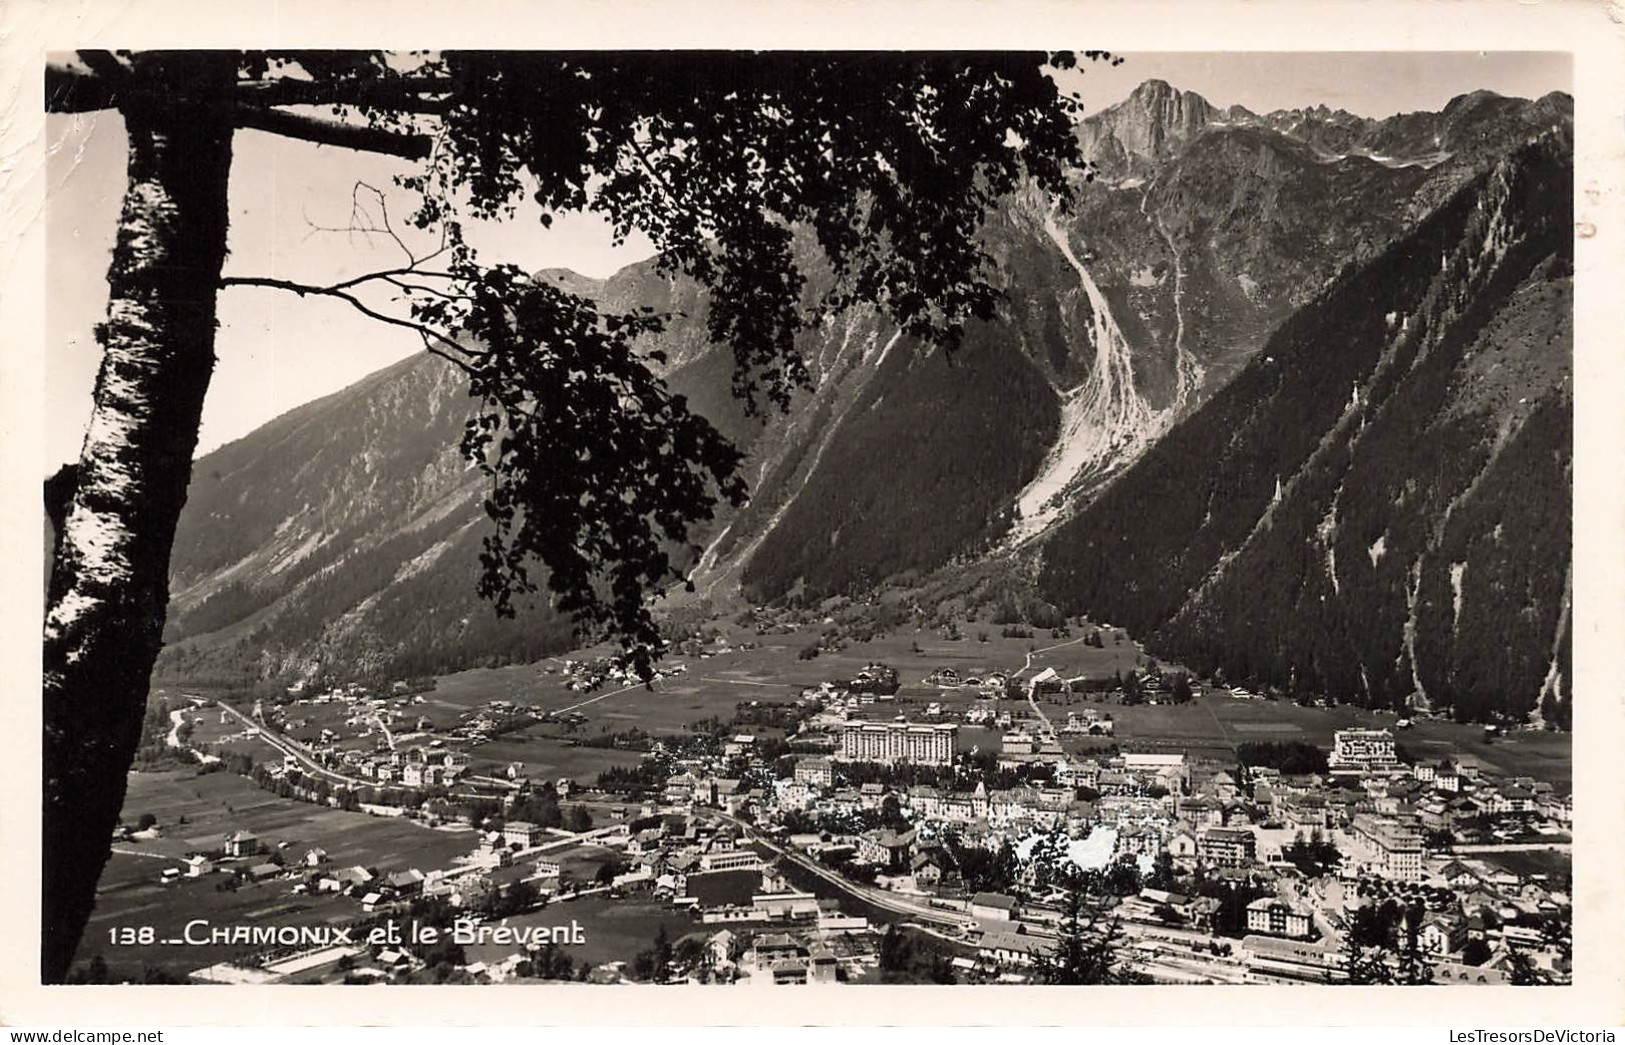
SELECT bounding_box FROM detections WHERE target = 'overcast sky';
[46,51,1571,469]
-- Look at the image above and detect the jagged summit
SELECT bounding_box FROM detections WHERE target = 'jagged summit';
[1077,79,1220,170]
[1078,78,1566,179]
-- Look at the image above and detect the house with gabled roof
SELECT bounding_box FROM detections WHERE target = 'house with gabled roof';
[223,829,260,858]
[387,868,426,896]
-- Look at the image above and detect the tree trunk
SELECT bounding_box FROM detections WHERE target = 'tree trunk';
[42,61,235,983]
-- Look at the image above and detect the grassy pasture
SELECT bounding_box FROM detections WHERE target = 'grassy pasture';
[1036,688,1570,784]
[468,734,647,782]
[113,770,480,870]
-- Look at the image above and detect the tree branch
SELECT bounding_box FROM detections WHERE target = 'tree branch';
[47,59,453,120]
[45,61,121,114]
[233,106,433,159]
[48,60,435,160]
[217,274,476,368]
[75,51,133,85]
[233,76,453,114]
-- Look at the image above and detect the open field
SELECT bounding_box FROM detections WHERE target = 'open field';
[114,770,480,872]
[1038,689,1571,784]
[84,768,497,975]
[175,707,289,762]
[547,842,626,883]
[431,624,1144,735]
[427,622,1567,787]
[690,627,1146,698]
[468,733,648,782]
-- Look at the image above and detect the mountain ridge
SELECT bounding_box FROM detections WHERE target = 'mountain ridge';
[148,81,1573,726]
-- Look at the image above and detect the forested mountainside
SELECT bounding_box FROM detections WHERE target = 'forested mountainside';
[1037,136,1573,727]
[151,81,1572,708]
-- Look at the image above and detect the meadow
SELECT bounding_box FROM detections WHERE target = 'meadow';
[113,770,479,872]
[432,620,1568,786]
[1038,688,1571,784]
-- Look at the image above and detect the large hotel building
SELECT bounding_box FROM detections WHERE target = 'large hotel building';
[837,721,957,766]
[1328,727,1400,773]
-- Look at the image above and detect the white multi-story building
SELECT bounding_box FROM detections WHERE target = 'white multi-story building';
[698,849,764,873]
[793,757,834,787]
[1329,728,1400,773]
[1246,897,1313,939]
[837,721,956,766]
[1351,814,1424,880]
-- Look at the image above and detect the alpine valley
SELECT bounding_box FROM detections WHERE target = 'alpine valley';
[153,80,1574,729]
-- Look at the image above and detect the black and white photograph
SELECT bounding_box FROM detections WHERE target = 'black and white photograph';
[3,0,1622,1031]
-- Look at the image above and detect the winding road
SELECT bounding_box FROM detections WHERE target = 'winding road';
[1014,633,1092,740]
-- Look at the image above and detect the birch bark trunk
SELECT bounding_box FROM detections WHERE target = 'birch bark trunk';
[42,65,235,982]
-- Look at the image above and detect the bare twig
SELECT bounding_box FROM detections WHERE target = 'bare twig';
[303,181,452,274]
[217,274,479,369]
[380,276,473,302]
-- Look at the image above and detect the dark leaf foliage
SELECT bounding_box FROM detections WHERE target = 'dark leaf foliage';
[451,268,749,675]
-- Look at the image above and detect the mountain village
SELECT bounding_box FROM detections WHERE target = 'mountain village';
[104,624,1572,987]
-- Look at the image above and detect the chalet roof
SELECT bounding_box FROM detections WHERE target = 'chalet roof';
[1140,888,1190,907]
[1201,826,1254,841]
[979,931,1054,956]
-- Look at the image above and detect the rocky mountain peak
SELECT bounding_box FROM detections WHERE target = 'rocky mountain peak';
[1076,79,1221,173]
